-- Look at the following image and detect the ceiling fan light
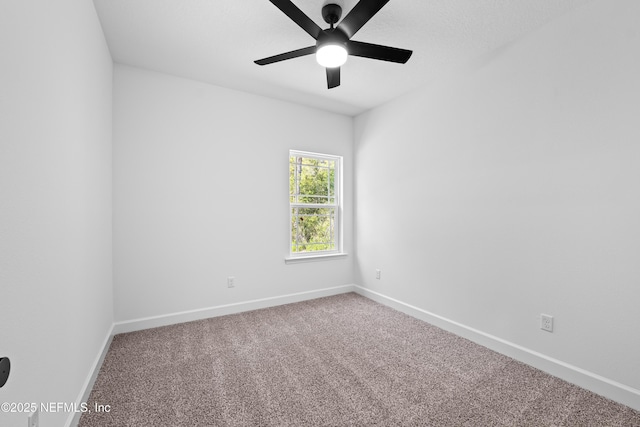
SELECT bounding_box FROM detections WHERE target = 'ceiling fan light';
[316,44,347,68]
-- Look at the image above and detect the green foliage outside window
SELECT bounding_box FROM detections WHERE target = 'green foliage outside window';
[290,156,337,253]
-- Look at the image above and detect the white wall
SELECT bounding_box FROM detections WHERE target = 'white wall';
[113,65,353,323]
[355,0,640,405]
[0,1,114,426]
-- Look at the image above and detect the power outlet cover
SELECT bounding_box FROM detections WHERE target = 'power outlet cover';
[540,314,554,332]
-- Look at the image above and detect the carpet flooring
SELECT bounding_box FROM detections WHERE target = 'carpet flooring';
[79,293,640,426]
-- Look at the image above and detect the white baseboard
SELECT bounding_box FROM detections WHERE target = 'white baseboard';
[353,285,640,411]
[66,323,114,427]
[113,284,356,335]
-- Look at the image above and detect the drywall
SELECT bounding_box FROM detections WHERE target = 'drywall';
[113,65,354,322]
[0,1,114,426]
[355,0,640,404]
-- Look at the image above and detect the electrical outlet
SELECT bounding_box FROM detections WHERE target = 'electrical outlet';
[375,269,381,280]
[227,276,235,288]
[28,409,39,427]
[540,314,553,332]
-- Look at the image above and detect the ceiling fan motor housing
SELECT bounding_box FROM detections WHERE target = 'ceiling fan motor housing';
[318,4,348,52]
[316,27,348,51]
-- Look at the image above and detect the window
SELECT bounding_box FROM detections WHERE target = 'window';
[289,150,342,259]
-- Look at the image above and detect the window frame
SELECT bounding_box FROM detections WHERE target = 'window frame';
[286,150,345,262]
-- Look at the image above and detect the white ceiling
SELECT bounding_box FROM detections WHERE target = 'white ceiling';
[93,0,591,116]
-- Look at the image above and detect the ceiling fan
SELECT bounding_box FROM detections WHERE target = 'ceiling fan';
[254,0,412,89]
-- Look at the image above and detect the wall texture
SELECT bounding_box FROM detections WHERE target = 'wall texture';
[113,65,354,323]
[0,1,114,426]
[355,0,640,405]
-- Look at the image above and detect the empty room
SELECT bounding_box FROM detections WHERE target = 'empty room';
[1,0,639,426]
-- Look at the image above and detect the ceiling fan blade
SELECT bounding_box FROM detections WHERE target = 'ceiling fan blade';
[347,40,412,63]
[254,46,316,65]
[268,0,322,40]
[326,67,340,89]
[337,0,390,39]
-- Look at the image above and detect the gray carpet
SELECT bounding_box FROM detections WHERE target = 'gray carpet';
[79,293,640,426]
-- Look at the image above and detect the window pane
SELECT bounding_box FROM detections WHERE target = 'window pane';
[291,207,336,253]
[289,152,340,256]
[289,156,335,205]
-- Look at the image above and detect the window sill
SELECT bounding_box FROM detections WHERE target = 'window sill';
[285,253,348,264]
